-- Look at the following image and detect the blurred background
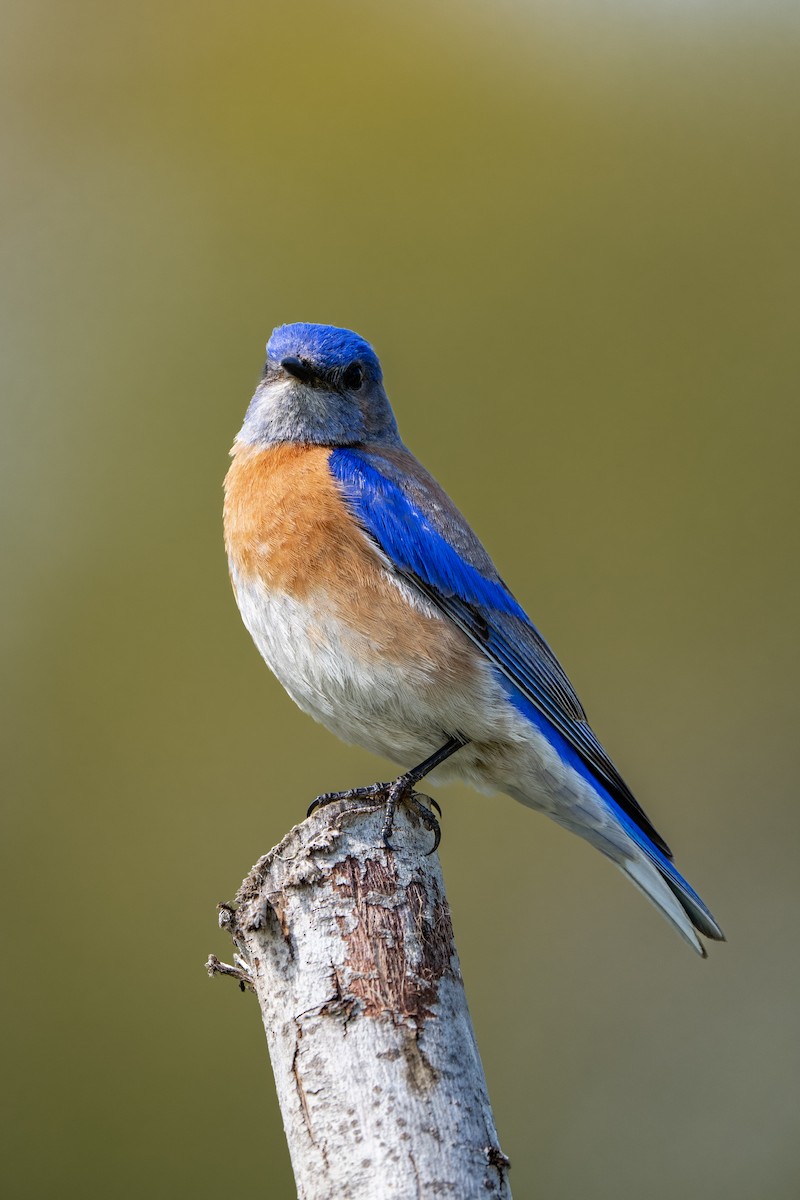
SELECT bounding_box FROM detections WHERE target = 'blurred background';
[2,1,799,1196]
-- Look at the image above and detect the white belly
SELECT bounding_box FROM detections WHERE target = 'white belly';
[231,570,633,858]
[231,564,520,758]
[230,570,500,765]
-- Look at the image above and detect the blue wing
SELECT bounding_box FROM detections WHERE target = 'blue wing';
[329,444,673,859]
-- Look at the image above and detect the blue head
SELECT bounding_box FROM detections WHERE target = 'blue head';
[237,323,400,447]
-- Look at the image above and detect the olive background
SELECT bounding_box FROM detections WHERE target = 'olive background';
[2,3,799,1197]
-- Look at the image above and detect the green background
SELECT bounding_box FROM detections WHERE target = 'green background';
[3,2,799,1196]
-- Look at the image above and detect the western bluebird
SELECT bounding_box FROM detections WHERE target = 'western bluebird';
[223,322,724,956]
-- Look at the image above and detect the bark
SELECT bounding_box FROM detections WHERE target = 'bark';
[209,796,512,1200]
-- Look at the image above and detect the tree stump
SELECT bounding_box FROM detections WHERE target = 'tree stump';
[208,796,511,1200]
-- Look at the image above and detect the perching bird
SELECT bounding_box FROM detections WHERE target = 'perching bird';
[224,322,724,956]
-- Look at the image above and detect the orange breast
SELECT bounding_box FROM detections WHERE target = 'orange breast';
[224,441,364,597]
[223,442,478,677]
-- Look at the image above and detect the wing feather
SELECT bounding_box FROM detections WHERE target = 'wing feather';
[329,445,672,858]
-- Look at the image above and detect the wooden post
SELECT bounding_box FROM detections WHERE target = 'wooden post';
[208,797,512,1199]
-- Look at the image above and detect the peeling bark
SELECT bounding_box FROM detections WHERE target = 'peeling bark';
[211,797,511,1200]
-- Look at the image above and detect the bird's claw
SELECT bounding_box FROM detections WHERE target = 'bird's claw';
[382,790,440,855]
[307,780,441,855]
[307,782,389,818]
[406,792,442,855]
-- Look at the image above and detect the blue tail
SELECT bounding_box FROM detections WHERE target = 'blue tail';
[503,681,725,950]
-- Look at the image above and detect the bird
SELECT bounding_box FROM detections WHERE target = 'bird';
[223,322,724,956]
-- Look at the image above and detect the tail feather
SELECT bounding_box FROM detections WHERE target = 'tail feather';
[498,676,724,952]
[604,792,725,952]
[619,856,707,956]
[661,871,726,943]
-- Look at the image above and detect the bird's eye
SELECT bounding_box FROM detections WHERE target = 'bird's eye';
[343,362,364,391]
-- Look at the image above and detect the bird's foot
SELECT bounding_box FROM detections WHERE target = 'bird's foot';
[307,776,442,855]
[307,780,390,817]
[395,790,441,855]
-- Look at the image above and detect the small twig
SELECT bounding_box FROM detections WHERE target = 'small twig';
[205,953,255,992]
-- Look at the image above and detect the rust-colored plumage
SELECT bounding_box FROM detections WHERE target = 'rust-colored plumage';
[223,442,478,676]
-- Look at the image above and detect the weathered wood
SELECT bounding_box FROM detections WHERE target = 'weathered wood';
[210,796,511,1200]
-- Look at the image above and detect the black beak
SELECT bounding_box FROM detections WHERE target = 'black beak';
[280,356,314,383]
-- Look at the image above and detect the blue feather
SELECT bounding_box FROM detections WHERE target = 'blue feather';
[331,447,527,620]
[329,445,723,943]
[329,445,672,857]
[266,323,382,380]
[500,681,723,940]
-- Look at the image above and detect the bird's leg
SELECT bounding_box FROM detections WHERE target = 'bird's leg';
[379,734,469,852]
[307,733,469,854]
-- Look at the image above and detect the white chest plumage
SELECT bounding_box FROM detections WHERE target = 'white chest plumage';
[229,567,489,766]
